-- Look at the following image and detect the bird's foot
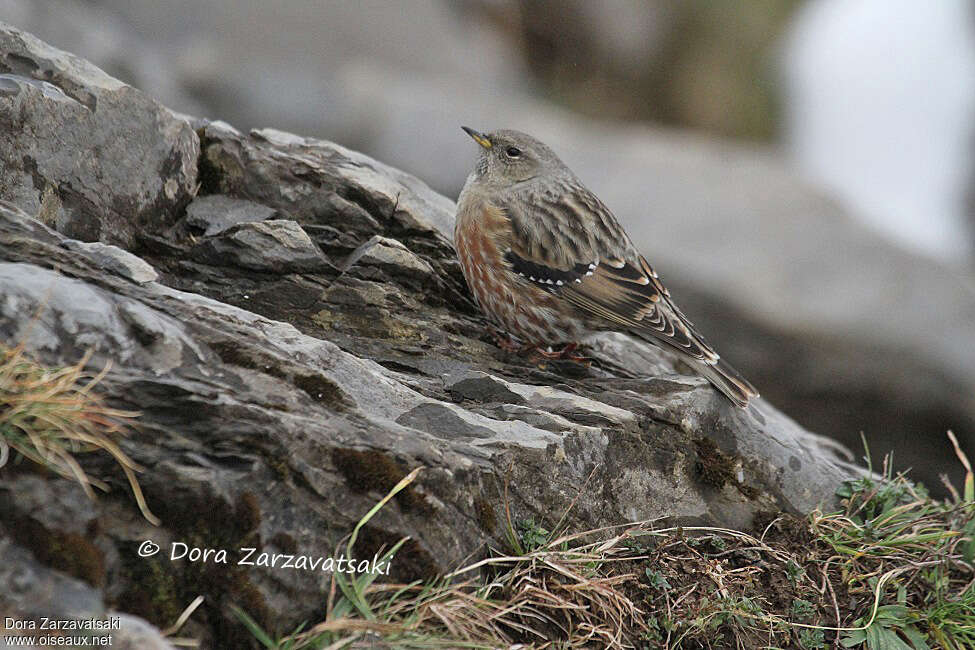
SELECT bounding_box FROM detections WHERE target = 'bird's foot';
[529,343,591,366]
[486,328,591,367]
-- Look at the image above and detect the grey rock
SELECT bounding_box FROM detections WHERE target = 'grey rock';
[62,240,159,284]
[0,30,865,645]
[191,219,331,272]
[201,122,455,241]
[0,476,169,650]
[344,235,435,279]
[184,194,278,236]
[111,613,178,650]
[445,371,527,405]
[396,402,498,440]
[0,537,106,637]
[0,22,198,248]
[336,67,975,493]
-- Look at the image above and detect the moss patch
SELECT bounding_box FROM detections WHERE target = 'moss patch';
[270,532,297,554]
[1,513,105,587]
[354,524,440,583]
[293,373,346,406]
[694,437,736,488]
[112,490,267,635]
[151,490,262,549]
[208,338,350,411]
[473,496,497,534]
[331,448,431,514]
[116,556,183,624]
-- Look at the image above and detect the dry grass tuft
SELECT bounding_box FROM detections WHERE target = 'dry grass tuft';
[0,342,158,525]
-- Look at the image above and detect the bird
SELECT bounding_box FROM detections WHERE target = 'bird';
[454,127,759,408]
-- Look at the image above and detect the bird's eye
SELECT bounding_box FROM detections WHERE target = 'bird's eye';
[505,146,522,158]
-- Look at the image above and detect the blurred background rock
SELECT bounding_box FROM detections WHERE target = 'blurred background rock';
[3,0,974,493]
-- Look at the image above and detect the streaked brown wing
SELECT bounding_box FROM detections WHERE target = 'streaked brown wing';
[498,184,718,362]
[503,248,719,363]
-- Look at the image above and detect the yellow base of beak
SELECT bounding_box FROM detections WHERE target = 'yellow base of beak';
[461,126,492,149]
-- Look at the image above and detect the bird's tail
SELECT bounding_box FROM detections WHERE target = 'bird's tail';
[698,358,759,408]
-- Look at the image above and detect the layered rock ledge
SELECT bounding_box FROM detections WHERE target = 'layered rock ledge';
[0,24,861,647]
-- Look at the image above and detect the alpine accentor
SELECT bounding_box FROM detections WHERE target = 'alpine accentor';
[454,127,759,407]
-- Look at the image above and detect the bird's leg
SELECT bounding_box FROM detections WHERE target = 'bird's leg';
[526,342,591,366]
[485,327,590,367]
[554,342,591,365]
[555,342,589,363]
[528,344,562,359]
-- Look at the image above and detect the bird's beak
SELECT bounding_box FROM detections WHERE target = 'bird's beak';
[462,126,492,149]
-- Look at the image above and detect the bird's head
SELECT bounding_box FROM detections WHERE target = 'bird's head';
[461,127,567,190]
